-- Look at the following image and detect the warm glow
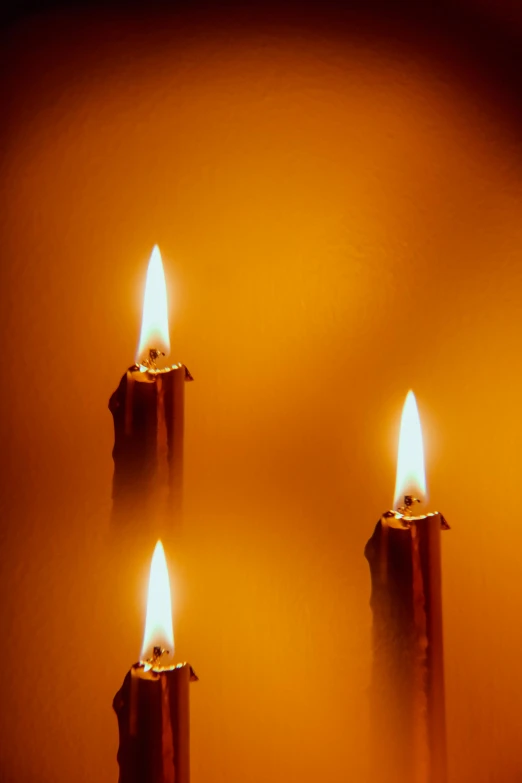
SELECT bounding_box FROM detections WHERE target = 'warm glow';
[393,390,427,509]
[136,245,171,362]
[141,540,174,661]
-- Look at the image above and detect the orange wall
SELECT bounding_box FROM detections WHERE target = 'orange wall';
[1,6,522,783]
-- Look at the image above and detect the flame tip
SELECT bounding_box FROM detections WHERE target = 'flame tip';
[393,390,426,508]
[141,539,174,662]
[136,246,171,362]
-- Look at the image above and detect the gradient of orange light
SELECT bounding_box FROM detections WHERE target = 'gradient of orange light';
[1,9,522,783]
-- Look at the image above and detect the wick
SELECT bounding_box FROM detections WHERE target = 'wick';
[142,348,165,370]
[398,494,421,516]
[146,646,170,667]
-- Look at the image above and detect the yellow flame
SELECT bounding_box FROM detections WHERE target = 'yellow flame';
[141,540,174,662]
[136,245,170,362]
[393,390,427,509]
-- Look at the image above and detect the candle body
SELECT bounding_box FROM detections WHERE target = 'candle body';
[109,364,192,532]
[113,662,197,783]
[365,510,449,783]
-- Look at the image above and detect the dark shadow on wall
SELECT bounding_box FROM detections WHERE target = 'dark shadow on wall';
[2,0,522,136]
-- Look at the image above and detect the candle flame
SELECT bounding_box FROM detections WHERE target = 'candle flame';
[136,245,170,363]
[393,390,427,509]
[141,540,175,663]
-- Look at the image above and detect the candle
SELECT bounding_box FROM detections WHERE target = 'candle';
[109,246,193,531]
[113,540,198,783]
[365,391,449,783]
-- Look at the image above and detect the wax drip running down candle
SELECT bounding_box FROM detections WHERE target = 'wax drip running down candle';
[365,391,449,783]
[114,540,198,783]
[109,246,193,533]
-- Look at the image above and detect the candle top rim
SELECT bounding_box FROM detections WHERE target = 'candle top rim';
[132,661,199,681]
[381,509,450,530]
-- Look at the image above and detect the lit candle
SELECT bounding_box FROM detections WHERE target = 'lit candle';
[113,540,197,783]
[109,246,193,531]
[365,391,449,783]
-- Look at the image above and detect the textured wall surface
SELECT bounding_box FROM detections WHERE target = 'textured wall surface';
[1,4,522,782]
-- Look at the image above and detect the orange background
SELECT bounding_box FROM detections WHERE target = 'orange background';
[1,4,522,782]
